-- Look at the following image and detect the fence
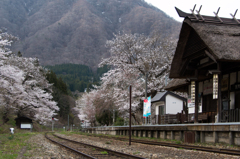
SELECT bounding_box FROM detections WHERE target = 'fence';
[221,109,240,122]
[159,111,217,124]
[160,114,182,124]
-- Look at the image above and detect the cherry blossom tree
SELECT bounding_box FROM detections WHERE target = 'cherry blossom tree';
[76,33,177,125]
[100,33,176,94]
[98,33,176,111]
[0,29,58,125]
[75,90,98,126]
[98,68,143,115]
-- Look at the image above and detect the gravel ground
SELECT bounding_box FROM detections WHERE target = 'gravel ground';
[21,133,76,159]
[20,133,240,159]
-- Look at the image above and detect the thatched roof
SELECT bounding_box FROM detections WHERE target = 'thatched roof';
[187,20,240,60]
[170,8,240,78]
[164,79,189,91]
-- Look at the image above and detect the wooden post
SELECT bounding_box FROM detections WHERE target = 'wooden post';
[194,81,199,123]
[218,63,222,122]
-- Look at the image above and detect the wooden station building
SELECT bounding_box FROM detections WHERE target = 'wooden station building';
[165,7,240,123]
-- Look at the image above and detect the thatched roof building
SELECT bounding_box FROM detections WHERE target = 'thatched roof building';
[165,7,240,123]
[170,7,240,79]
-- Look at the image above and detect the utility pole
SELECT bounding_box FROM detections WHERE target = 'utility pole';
[129,85,132,146]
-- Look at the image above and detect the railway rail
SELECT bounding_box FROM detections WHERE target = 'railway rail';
[86,133,240,156]
[45,132,146,159]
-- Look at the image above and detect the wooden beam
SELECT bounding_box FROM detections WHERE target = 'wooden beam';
[205,50,217,63]
[208,70,221,74]
[198,61,216,69]
[179,59,189,76]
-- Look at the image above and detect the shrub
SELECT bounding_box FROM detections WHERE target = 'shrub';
[114,117,124,126]
[7,118,16,127]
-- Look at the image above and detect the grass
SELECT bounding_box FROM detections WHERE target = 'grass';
[175,140,182,144]
[133,151,140,155]
[100,151,108,155]
[0,132,34,159]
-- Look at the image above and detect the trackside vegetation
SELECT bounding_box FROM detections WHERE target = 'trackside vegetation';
[0,133,34,159]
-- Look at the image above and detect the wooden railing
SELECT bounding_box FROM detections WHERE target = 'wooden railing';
[160,114,182,124]
[159,112,217,124]
[221,109,240,122]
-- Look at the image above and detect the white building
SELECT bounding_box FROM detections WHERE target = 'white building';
[151,91,187,124]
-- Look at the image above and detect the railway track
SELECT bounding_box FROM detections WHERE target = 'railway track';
[86,133,240,156]
[45,132,147,159]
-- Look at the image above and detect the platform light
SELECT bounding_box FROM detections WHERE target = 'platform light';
[213,74,218,99]
[191,81,195,103]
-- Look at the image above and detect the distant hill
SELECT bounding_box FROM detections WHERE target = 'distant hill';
[0,0,181,69]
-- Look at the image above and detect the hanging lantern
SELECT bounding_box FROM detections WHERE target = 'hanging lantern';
[191,81,195,103]
[213,74,218,99]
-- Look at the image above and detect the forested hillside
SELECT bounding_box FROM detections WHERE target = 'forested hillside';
[0,0,181,69]
[46,64,108,92]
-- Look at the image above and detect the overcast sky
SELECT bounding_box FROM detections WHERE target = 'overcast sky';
[144,0,240,22]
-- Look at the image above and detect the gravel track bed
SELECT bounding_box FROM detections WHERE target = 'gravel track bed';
[55,133,240,159]
[22,133,76,159]
[21,133,240,159]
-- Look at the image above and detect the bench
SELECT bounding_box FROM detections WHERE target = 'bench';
[198,114,208,123]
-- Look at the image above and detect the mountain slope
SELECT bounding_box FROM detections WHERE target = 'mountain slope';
[0,0,181,69]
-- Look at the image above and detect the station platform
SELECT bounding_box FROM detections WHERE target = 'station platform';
[85,122,240,145]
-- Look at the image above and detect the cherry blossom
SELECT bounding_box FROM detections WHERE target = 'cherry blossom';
[0,30,58,125]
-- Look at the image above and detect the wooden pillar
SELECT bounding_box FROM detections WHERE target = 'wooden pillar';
[194,81,199,123]
[218,63,222,122]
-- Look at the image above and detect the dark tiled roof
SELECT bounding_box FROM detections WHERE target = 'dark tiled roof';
[151,91,167,103]
[151,91,187,103]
